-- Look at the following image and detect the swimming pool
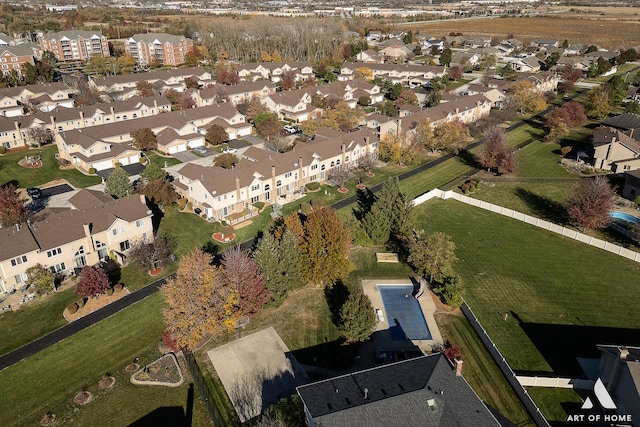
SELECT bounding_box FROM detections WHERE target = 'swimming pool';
[610,211,640,226]
[378,285,432,341]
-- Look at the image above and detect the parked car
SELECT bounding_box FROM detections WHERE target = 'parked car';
[26,187,42,199]
[223,147,237,154]
[284,125,299,134]
[192,146,208,155]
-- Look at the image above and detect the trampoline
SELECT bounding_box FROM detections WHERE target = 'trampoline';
[379,285,432,341]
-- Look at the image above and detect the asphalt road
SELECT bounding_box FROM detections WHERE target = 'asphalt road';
[0,87,588,372]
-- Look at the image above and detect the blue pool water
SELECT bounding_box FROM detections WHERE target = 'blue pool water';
[378,285,432,341]
[610,211,640,226]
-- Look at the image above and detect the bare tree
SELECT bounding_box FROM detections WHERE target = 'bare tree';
[329,165,354,190]
[566,176,616,230]
[25,126,53,147]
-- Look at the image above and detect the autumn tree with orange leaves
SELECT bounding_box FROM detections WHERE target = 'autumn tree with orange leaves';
[161,248,222,351]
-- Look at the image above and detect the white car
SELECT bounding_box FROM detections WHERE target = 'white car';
[284,125,298,134]
[223,147,237,154]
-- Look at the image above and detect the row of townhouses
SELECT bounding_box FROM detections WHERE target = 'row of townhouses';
[0,190,153,293]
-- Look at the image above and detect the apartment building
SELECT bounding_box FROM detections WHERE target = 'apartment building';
[125,33,193,67]
[0,44,36,77]
[38,31,110,62]
[0,190,153,293]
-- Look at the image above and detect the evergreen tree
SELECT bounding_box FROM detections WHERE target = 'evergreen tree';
[339,291,376,342]
[376,178,414,238]
[140,161,166,181]
[104,167,133,198]
[362,204,390,245]
[254,229,304,303]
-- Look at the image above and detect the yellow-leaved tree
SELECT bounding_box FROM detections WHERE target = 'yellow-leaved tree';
[161,248,221,351]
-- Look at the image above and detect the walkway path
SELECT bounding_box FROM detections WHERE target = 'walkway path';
[0,87,587,372]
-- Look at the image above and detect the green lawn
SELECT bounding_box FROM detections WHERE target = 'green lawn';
[0,145,101,188]
[526,388,583,423]
[515,141,576,178]
[0,293,212,427]
[414,199,640,376]
[399,158,476,197]
[437,314,533,426]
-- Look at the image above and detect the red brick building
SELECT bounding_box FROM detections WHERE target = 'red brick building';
[124,33,193,67]
[38,31,109,62]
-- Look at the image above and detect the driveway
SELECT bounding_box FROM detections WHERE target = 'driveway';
[96,163,145,181]
[41,184,74,198]
[172,151,199,162]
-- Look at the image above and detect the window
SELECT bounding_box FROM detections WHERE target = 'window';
[112,226,125,236]
[321,165,326,171]
[330,161,335,168]
[251,184,260,191]
[14,272,28,284]
[311,164,318,170]
[251,196,260,203]
[276,180,282,187]
[47,247,62,258]
[136,219,144,227]
[49,262,66,274]
[120,240,131,251]
[10,255,27,266]
[285,172,292,178]
[264,184,270,191]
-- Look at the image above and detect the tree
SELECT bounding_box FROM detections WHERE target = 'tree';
[280,70,297,91]
[130,128,157,150]
[378,133,403,164]
[408,231,458,283]
[104,167,133,199]
[237,95,270,122]
[545,52,561,70]
[583,86,611,119]
[361,203,391,245]
[354,67,373,81]
[184,76,200,89]
[161,248,221,350]
[394,89,418,108]
[566,176,616,230]
[604,75,628,106]
[507,80,547,114]
[205,124,228,146]
[164,88,195,110]
[215,62,239,85]
[448,64,463,80]
[439,48,452,66]
[339,290,376,342]
[432,121,472,154]
[140,161,166,182]
[139,178,179,206]
[375,177,414,238]
[26,264,55,296]
[116,55,136,75]
[431,274,464,308]
[214,153,239,169]
[137,81,155,97]
[128,234,176,271]
[329,166,354,190]
[75,265,110,299]
[220,246,270,316]
[25,126,53,147]
[254,112,282,140]
[545,101,587,142]
[476,127,517,174]
[254,229,304,303]
[300,207,352,286]
[0,184,28,227]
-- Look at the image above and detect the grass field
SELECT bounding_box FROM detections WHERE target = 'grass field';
[0,293,212,427]
[403,16,640,49]
[0,145,101,188]
[414,199,640,376]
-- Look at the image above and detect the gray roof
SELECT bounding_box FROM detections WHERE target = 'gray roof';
[602,113,640,133]
[42,30,105,40]
[297,354,500,427]
[128,33,192,44]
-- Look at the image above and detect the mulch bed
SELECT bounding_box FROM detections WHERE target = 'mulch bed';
[212,232,236,243]
[40,414,55,426]
[132,354,183,385]
[99,375,116,390]
[73,391,93,406]
[356,184,367,190]
[365,172,375,177]
[125,363,140,373]
[149,267,162,276]
[337,188,348,193]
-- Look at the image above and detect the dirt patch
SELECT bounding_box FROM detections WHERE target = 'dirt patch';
[64,288,130,322]
[73,391,93,406]
[99,375,116,390]
[430,291,462,316]
[40,413,55,426]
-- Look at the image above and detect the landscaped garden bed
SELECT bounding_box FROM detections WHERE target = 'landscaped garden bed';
[64,285,128,322]
[131,353,184,387]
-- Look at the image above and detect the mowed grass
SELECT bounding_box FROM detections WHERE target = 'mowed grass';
[436,314,533,426]
[414,199,640,374]
[526,387,583,423]
[0,293,212,427]
[515,141,576,179]
[0,145,101,188]
[399,157,476,197]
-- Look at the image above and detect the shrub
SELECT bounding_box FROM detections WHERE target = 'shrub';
[76,298,86,308]
[253,201,265,210]
[114,284,123,293]
[177,198,187,208]
[0,146,6,154]
[67,302,79,314]
[635,196,640,207]
[58,158,70,166]
[300,202,312,214]
[88,167,96,174]
[139,156,147,164]
[106,287,114,296]
[305,182,321,191]
[560,146,573,157]
[114,162,122,168]
[310,198,324,209]
[461,184,470,194]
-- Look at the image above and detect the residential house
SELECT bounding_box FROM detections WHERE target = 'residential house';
[555,56,590,71]
[622,169,640,200]
[195,80,276,106]
[261,89,318,122]
[0,82,75,114]
[125,33,194,67]
[172,128,379,222]
[530,39,559,50]
[37,31,109,62]
[591,126,640,172]
[236,61,314,83]
[564,43,587,56]
[90,67,213,95]
[366,31,383,43]
[592,345,640,422]
[379,44,412,62]
[451,52,481,69]
[296,353,501,427]
[602,113,640,139]
[56,104,249,170]
[460,84,506,107]
[356,50,384,64]
[338,63,446,85]
[463,36,492,48]
[0,190,153,293]
[0,44,36,77]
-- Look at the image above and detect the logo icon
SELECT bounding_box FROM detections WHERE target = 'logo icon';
[581,378,617,410]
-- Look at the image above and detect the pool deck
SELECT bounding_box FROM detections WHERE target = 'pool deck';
[362,278,443,356]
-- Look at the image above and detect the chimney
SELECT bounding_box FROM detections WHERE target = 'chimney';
[455,357,464,376]
[110,106,116,122]
[83,222,95,251]
[620,348,629,360]
[363,388,368,400]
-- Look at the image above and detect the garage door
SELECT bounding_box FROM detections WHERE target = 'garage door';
[93,159,113,171]
[168,146,179,154]
[128,154,140,164]
[119,157,130,166]
[177,144,187,152]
